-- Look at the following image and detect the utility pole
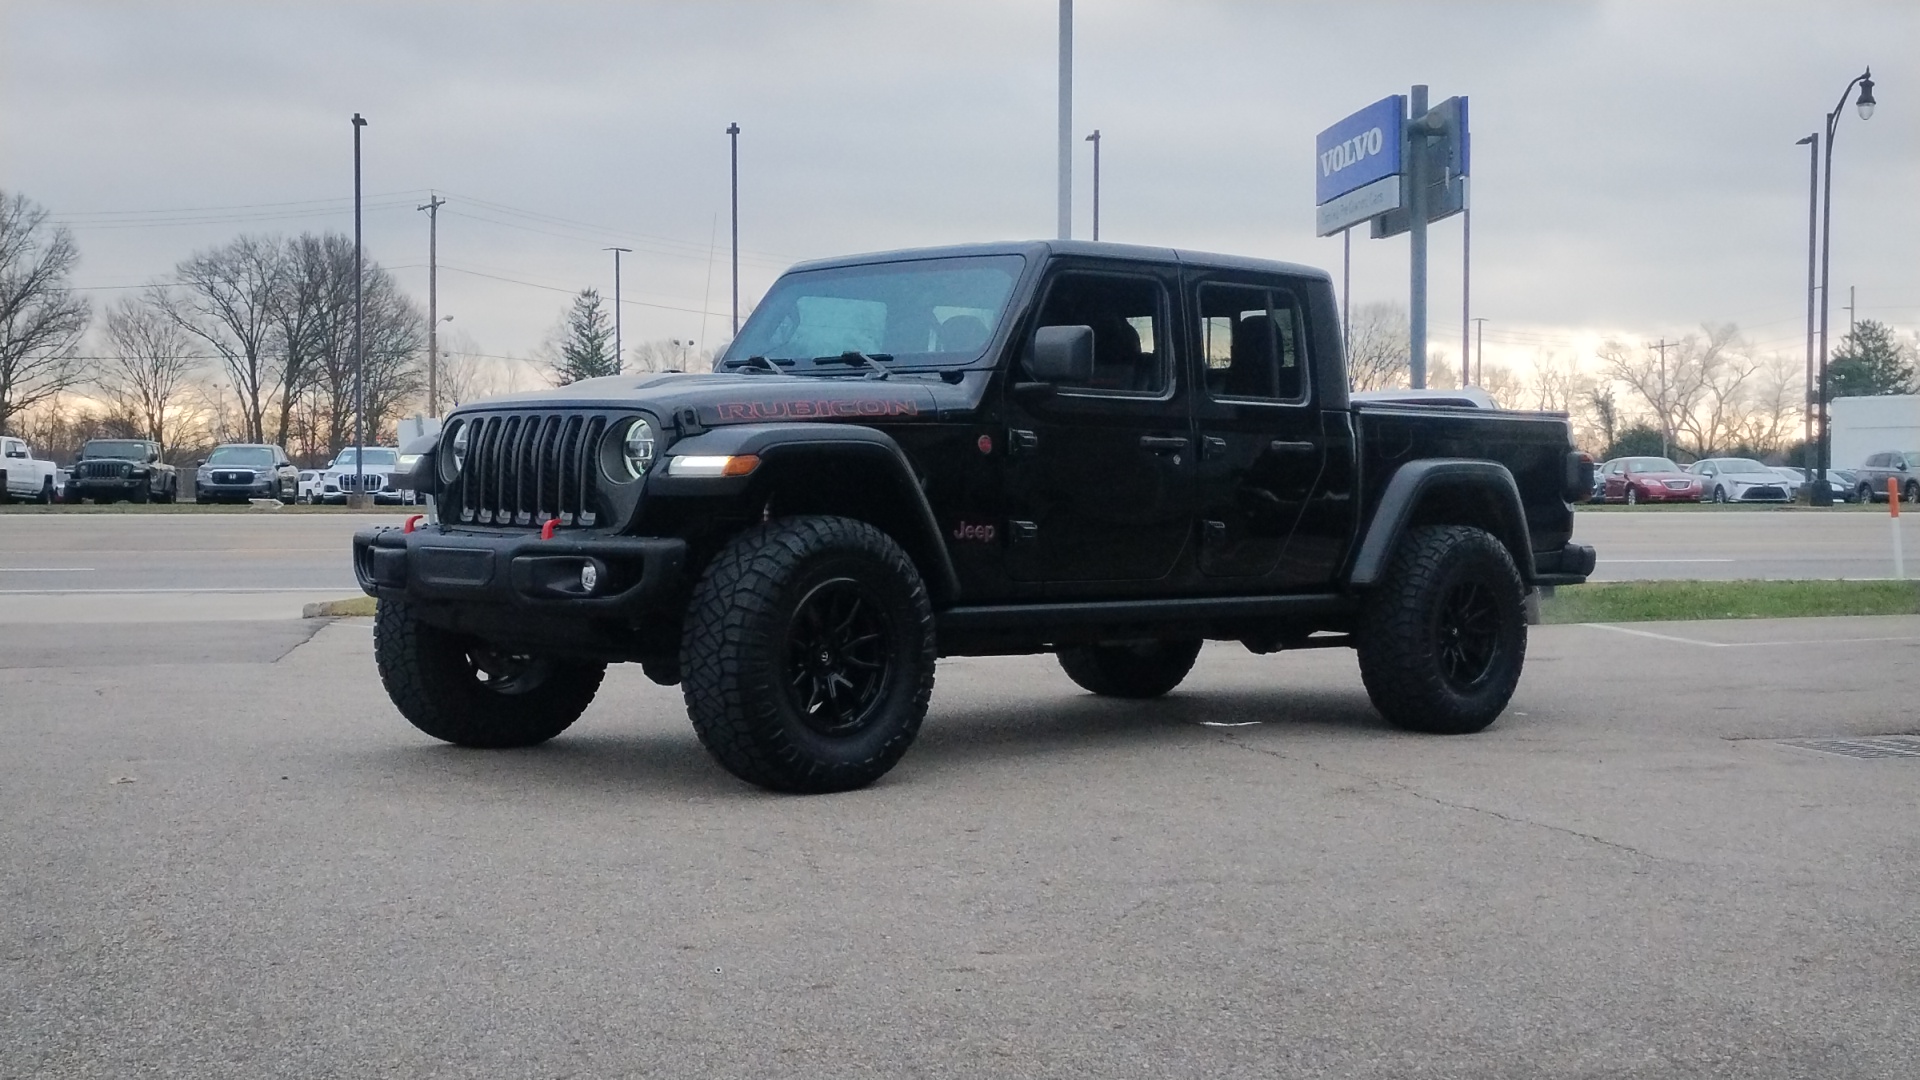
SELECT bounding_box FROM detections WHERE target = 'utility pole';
[1651,338,1671,459]
[1845,285,1856,338]
[605,246,631,373]
[351,112,367,509]
[727,122,740,335]
[1471,317,1487,386]
[417,193,445,416]
[1084,129,1101,241]
[1057,0,1072,240]
[1407,84,1429,388]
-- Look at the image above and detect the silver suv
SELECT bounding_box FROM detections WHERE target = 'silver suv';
[1853,451,1920,504]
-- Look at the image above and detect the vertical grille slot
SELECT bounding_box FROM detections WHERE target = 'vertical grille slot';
[449,410,608,529]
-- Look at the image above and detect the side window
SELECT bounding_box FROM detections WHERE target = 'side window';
[1197,282,1307,403]
[1868,453,1886,468]
[1031,272,1167,395]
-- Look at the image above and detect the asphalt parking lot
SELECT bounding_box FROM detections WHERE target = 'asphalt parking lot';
[5,526,1919,1076]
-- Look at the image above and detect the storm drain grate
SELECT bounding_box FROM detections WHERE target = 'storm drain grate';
[1783,736,1920,760]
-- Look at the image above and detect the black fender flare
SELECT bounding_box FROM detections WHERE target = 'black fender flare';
[1348,459,1535,587]
[651,423,962,604]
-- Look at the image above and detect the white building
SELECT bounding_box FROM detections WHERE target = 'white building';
[1829,395,1920,471]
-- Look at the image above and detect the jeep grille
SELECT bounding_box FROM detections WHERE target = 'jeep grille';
[448,412,607,528]
[75,461,131,479]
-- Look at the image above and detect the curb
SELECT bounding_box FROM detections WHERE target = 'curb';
[303,597,377,619]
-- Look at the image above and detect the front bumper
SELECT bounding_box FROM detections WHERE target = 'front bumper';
[198,480,276,500]
[71,478,144,495]
[353,524,688,618]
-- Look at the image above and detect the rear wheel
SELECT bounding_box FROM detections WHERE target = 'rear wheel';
[1057,639,1203,699]
[681,515,935,794]
[1356,525,1528,735]
[1904,481,1917,504]
[374,596,605,748]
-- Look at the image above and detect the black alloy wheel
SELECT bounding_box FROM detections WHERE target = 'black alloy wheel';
[1434,579,1501,692]
[784,577,893,736]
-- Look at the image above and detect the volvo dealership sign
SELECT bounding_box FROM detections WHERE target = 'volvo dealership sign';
[1314,95,1404,236]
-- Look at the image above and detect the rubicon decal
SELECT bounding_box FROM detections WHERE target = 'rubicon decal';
[710,399,921,421]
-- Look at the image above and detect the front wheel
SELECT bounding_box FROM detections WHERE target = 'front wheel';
[681,515,935,794]
[1710,486,1726,504]
[1859,483,1877,504]
[1625,487,1639,506]
[1058,639,1202,698]
[374,596,605,748]
[1356,525,1528,735]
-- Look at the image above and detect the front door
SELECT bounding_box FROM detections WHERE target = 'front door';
[1187,277,1324,578]
[1001,266,1195,587]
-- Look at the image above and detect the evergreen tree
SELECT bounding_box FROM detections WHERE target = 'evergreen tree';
[550,288,617,384]
[1827,319,1914,399]
[1604,424,1667,460]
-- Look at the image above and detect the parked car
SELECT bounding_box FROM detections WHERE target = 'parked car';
[1,436,60,503]
[1690,458,1790,503]
[1852,451,1920,504]
[1831,468,1859,502]
[1600,456,1702,504]
[1773,466,1854,503]
[65,439,178,503]
[194,443,299,504]
[323,446,415,505]
[297,470,323,503]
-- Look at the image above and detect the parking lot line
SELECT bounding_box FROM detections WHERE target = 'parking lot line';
[1579,622,1920,649]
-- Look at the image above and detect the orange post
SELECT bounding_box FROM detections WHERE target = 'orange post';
[1891,477,1902,517]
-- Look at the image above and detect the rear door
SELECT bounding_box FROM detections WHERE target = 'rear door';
[1185,275,1324,579]
[1000,263,1196,587]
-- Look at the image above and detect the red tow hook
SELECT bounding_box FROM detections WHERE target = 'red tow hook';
[403,514,424,534]
[540,517,558,541]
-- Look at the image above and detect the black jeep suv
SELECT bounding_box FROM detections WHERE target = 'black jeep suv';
[355,241,1595,793]
[66,439,178,504]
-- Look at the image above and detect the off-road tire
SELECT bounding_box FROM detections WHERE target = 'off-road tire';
[1057,639,1203,698]
[130,483,150,504]
[681,515,935,794]
[374,595,605,748]
[1356,525,1528,735]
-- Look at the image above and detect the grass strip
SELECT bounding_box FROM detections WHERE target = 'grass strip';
[1539,579,1920,624]
[302,596,377,618]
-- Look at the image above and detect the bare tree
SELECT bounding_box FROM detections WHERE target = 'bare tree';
[266,234,348,447]
[1737,351,1804,456]
[166,236,280,443]
[0,191,91,436]
[95,291,202,452]
[1674,324,1759,456]
[1345,301,1409,391]
[1597,335,1710,458]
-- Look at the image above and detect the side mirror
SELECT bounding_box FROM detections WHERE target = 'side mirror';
[1901,462,1910,472]
[1029,325,1094,383]
[326,460,336,469]
[196,459,207,466]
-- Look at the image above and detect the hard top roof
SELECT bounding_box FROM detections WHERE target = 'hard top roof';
[785,240,1330,282]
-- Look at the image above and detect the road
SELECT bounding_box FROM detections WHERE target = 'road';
[1573,508,1913,581]
[5,602,1919,1078]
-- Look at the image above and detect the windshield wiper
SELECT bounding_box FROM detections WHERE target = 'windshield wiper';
[720,354,791,375]
[813,351,894,379]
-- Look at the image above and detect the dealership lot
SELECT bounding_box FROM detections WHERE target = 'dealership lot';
[4,513,1919,1077]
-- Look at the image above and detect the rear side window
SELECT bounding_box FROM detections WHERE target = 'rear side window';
[1031,272,1169,395]
[1197,282,1308,403]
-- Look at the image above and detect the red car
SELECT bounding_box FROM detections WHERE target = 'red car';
[1600,456,1703,504]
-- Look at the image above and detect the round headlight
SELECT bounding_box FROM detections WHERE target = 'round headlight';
[622,418,657,479]
[450,422,469,470]
[439,420,468,482]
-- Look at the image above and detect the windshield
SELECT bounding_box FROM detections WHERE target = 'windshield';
[1717,458,1769,473]
[335,448,398,468]
[723,255,1024,372]
[207,446,275,468]
[1625,458,1680,473]
[82,440,150,461]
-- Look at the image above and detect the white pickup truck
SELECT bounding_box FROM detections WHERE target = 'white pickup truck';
[2,436,59,503]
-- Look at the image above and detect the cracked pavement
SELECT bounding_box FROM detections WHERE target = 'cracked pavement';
[4,610,1919,1079]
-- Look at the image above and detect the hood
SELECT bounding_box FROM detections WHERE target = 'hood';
[452,370,973,428]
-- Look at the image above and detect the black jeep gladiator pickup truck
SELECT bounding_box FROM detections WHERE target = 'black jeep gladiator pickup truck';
[354,241,1594,793]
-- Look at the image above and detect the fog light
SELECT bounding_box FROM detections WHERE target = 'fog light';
[580,563,599,593]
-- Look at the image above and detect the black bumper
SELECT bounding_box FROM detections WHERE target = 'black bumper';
[353,524,688,618]
[71,479,144,495]
[1534,543,1597,587]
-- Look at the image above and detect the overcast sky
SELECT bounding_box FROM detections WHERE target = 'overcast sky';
[2,1,1914,379]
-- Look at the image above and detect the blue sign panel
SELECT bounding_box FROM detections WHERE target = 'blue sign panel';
[1315,95,1404,206]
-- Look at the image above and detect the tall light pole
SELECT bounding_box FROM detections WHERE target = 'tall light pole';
[1460,177,1471,389]
[726,122,740,335]
[351,112,367,509]
[1057,0,1072,240]
[1814,67,1876,504]
[1084,129,1101,241]
[605,246,631,373]
[1797,133,1818,477]
[418,192,445,416]
[1471,317,1487,386]
[1407,84,1429,388]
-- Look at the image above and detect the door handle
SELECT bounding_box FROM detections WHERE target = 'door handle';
[1139,435,1188,452]
[1269,440,1318,455]
[1200,435,1228,460]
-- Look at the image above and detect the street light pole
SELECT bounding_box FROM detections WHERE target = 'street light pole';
[1814,67,1876,504]
[605,246,631,373]
[1057,0,1072,240]
[351,112,367,509]
[1796,133,1818,478]
[726,122,740,336]
[1084,129,1101,241]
